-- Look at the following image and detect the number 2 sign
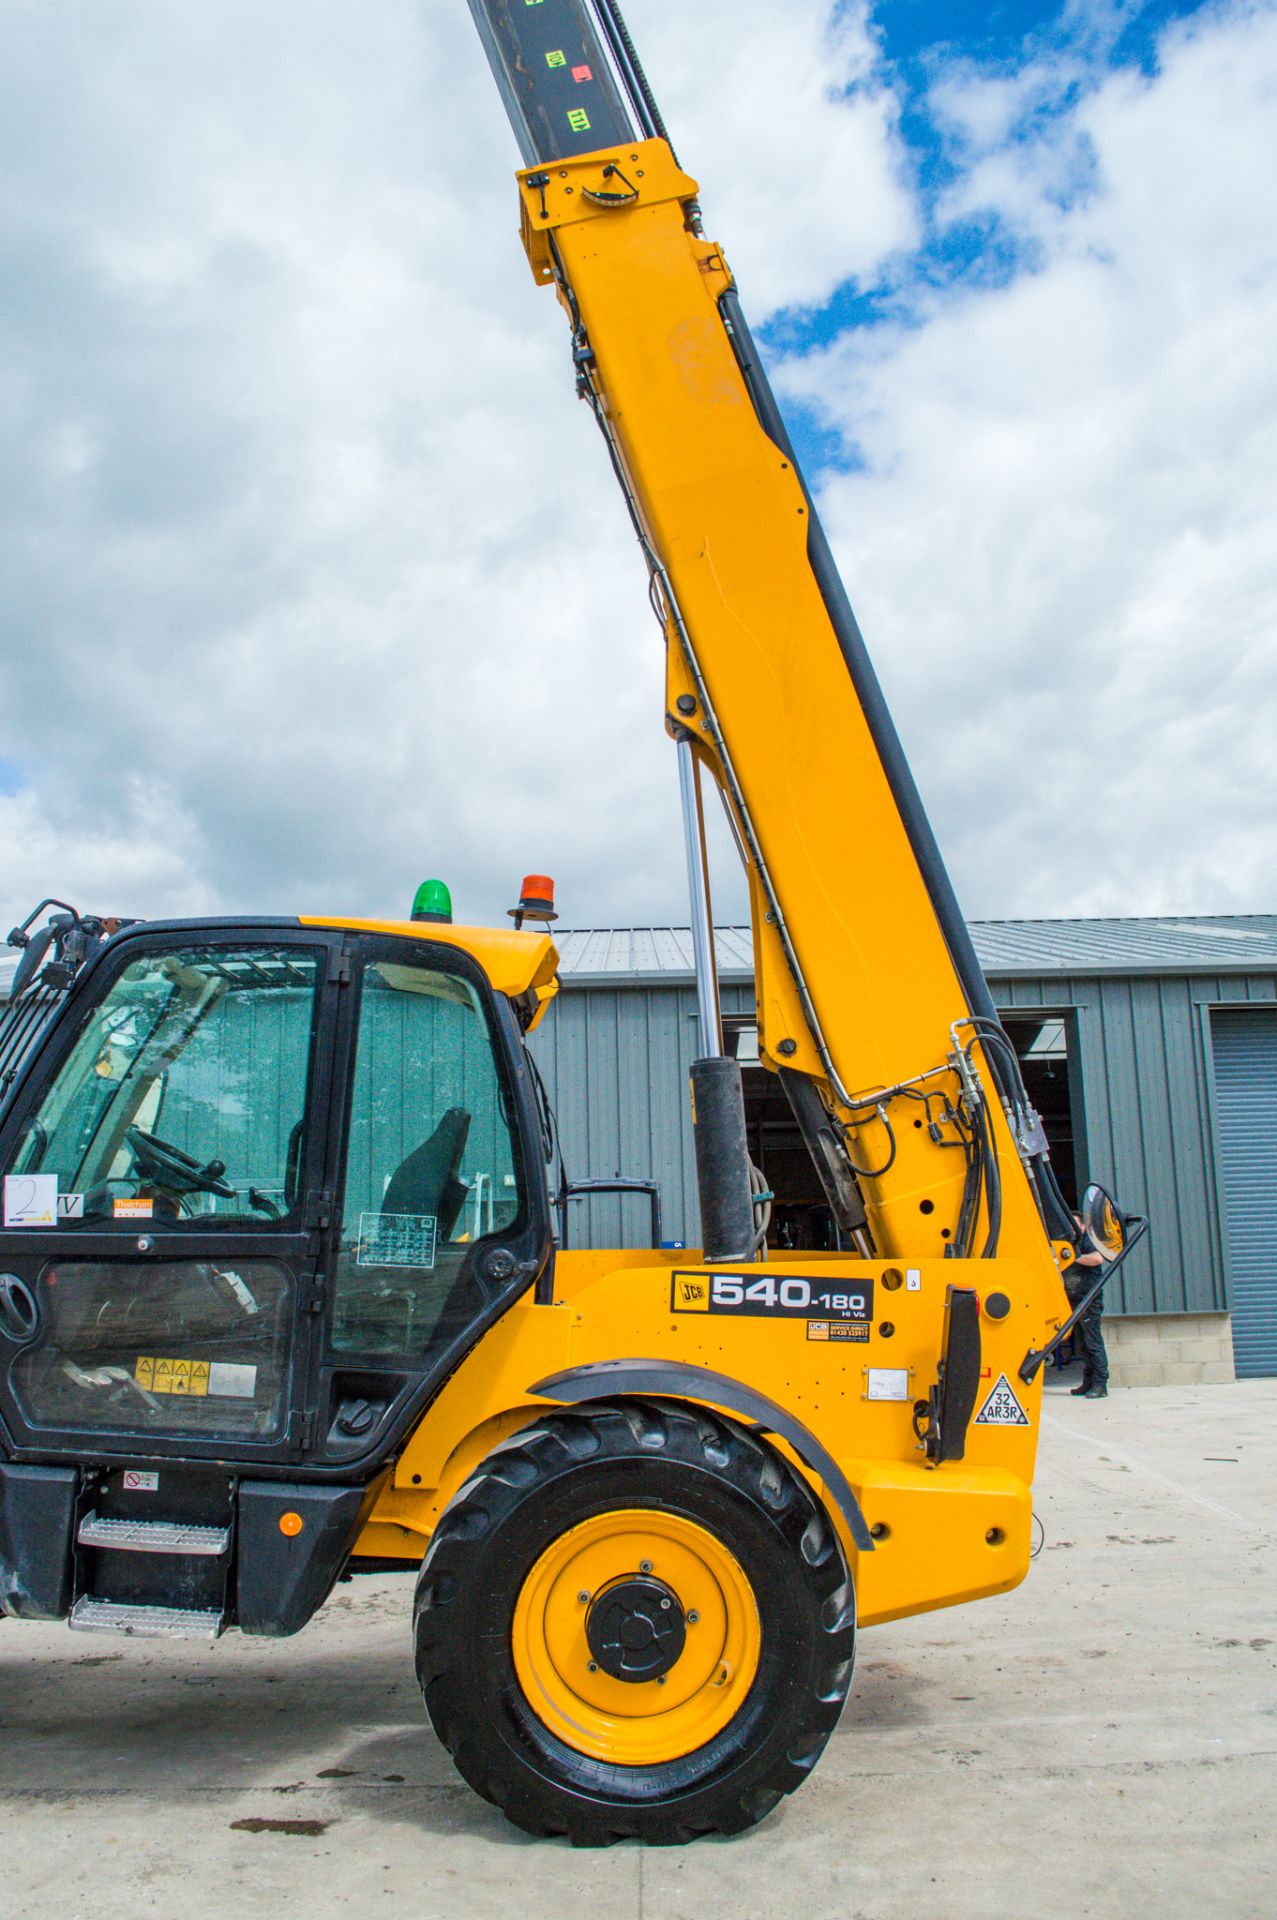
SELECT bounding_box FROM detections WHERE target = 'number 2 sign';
[3,1175,58,1228]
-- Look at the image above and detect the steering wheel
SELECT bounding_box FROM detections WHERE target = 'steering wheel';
[124,1125,236,1199]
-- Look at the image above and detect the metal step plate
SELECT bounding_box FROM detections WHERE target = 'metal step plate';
[77,1513,231,1556]
[69,1596,225,1640]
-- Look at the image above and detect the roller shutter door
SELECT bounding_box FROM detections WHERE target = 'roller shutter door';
[1211,1009,1277,1377]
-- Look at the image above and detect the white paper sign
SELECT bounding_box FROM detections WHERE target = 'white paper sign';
[4,1174,58,1228]
[867,1368,910,1402]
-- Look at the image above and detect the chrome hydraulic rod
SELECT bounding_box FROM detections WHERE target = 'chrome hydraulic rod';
[677,734,723,1060]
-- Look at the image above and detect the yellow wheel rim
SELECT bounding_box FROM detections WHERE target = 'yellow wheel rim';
[511,1508,761,1765]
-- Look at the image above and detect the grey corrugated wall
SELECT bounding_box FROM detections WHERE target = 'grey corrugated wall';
[529,969,1277,1317]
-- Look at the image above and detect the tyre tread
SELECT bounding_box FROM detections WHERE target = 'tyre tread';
[413,1397,854,1846]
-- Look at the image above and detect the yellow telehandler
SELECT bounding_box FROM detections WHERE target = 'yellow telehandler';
[0,0,1141,1844]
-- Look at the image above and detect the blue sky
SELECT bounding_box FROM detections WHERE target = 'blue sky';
[766,0,1218,474]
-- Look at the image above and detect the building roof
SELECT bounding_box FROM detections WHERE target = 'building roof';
[551,916,1277,985]
[5,916,1276,1002]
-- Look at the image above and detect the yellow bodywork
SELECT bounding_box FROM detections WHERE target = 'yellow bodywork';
[300,915,559,1028]
[350,1245,1054,1629]
[328,139,1073,1634]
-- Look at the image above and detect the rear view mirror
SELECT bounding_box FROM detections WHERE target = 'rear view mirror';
[8,924,55,1000]
[1081,1183,1126,1262]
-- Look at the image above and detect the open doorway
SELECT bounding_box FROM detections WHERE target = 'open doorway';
[999,1011,1082,1206]
[731,1009,1084,1249]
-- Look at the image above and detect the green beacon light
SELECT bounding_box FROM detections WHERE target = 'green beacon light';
[410,878,453,925]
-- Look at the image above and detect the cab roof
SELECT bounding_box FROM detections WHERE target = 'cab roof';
[299,917,559,1004]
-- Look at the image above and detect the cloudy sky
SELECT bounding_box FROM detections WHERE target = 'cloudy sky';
[1,0,1274,941]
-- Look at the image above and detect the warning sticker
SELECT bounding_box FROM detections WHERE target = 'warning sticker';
[135,1356,255,1399]
[973,1372,1030,1427]
[672,1271,873,1327]
[135,1356,211,1397]
[122,1470,159,1492]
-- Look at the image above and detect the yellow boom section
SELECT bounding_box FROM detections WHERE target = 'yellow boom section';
[517,140,1061,1290]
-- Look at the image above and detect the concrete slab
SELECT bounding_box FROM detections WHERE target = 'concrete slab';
[1,1380,1273,1919]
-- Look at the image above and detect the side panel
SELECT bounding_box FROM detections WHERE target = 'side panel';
[236,1481,377,1637]
[0,1462,77,1618]
[354,1250,1056,1627]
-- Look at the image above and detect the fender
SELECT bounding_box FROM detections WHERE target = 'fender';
[528,1358,875,1554]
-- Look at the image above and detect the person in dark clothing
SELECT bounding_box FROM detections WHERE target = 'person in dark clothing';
[1066,1212,1109,1398]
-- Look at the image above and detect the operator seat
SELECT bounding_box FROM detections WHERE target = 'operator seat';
[382,1106,471,1241]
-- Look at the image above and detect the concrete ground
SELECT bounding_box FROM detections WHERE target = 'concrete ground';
[1,1378,1273,1920]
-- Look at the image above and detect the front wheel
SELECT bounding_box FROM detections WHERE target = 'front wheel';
[413,1399,855,1845]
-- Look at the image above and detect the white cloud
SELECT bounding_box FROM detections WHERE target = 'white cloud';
[0,0,901,938]
[638,0,914,311]
[0,0,1272,952]
[777,0,1277,915]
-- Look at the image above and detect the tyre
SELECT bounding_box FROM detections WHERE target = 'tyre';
[413,1397,855,1845]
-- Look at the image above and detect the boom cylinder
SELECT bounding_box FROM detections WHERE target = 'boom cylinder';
[690,1056,756,1264]
[677,736,755,1261]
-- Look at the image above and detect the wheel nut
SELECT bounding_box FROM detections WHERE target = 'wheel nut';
[656,1676,666,1686]
[577,1591,590,1604]
[660,1597,671,1610]
[687,1610,699,1625]
[587,1661,599,1673]
[639,1559,653,1574]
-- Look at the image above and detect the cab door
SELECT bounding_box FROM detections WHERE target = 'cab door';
[0,925,343,1466]
[307,931,552,1467]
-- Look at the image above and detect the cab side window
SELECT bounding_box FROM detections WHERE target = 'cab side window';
[331,952,524,1358]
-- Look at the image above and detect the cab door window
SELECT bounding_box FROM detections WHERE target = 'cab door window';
[7,944,321,1228]
[332,951,525,1358]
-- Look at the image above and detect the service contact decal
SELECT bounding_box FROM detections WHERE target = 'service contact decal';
[671,1270,873,1335]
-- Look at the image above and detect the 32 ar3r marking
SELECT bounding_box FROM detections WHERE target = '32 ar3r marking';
[671,1270,874,1330]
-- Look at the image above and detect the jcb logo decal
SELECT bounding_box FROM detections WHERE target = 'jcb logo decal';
[673,1277,709,1312]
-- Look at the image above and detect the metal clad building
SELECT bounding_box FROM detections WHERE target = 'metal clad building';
[5,921,1275,1379]
[531,917,1277,1383]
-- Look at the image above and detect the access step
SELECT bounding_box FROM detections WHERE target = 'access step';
[69,1596,225,1640]
[77,1512,231,1556]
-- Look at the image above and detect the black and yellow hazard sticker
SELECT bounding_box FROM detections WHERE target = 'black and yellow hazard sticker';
[671,1271,873,1330]
[135,1356,211,1397]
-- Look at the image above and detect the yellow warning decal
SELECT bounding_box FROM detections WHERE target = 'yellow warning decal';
[567,108,590,132]
[135,1356,210,1396]
[546,49,566,67]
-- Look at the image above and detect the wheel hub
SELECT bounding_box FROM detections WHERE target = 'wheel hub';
[586,1574,686,1682]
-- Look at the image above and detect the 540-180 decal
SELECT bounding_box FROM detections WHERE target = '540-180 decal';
[672,1270,874,1340]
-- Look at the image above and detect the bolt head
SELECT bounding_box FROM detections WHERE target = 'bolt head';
[656,1675,666,1686]
[639,1559,653,1574]
[587,1661,598,1673]
[687,1610,699,1625]
[577,1591,590,1604]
